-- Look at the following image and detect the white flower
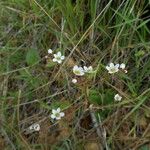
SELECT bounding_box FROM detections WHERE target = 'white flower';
[29,123,40,131]
[53,51,65,64]
[120,63,126,69]
[72,78,77,83]
[83,66,93,73]
[73,65,85,76]
[51,108,65,120]
[106,63,119,74]
[124,70,128,73]
[114,94,122,102]
[48,49,53,54]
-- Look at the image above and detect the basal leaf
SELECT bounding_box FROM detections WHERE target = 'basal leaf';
[26,49,40,66]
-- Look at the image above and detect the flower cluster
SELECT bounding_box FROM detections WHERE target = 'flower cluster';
[106,63,125,102]
[45,48,127,120]
[46,48,65,64]
[72,65,93,84]
[73,65,93,76]
[106,63,127,74]
[83,66,93,73]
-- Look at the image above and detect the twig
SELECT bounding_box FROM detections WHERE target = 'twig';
[89,104,109,150]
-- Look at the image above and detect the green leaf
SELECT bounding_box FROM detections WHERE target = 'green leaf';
[18,69,41,89]
[88,90,102,105]
[135,50,145,57]
[26,49,40,66]
[51,101,71,110]
[46,61,56,68]
[96,109,112,120]
[103,89,114,105]
[40,100,71,111]
[88,89,114,105]
[139,145,149,150]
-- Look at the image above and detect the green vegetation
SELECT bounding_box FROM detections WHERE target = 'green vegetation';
[0,0,150,149]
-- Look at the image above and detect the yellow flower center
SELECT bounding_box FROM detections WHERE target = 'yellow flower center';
[74,70,81,74]
[110,68,116,72]
[55,113,60,117]
[56,56,61,60]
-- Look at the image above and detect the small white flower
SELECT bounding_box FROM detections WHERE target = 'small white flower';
[106,63,119,74]
[120,63,126,69]
[72,78,77,83]
[45,55,48,59]
[48,49,53,54]
[29,123,40,131]
[51,108,65,120]
[73,65,85,76]
[83,66,93,73]
[114,94,122,102]
[53,51,65,64]
[124,70,128,73]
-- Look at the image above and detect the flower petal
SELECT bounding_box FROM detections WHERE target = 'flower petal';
[53,58,57,62]
[54,54,57,57]
[48,49,52,54]
[57,108,61,113]
[120,63,125,69]
[60,112,65,117]
[73,65,78,70]
[108,71,114,74]
[52,109,57,114]
[89,66,92,70]
[33,124,40,131]
[57,60,62,64]
[61,56,65,60]
[57,52,61,56]
[83,66,87,70]
[51,114,56,119]
[72,78,77,83]
[115,64,120,68]
[79,67,84,70]
[29,125,34,130]
[106,66,110,70]
[109,63,114,67]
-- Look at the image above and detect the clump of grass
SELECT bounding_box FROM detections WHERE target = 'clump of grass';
[0,0,150,149]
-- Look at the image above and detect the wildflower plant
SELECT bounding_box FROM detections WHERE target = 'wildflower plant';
[48,49,53,54]
[120,63,126,70]
[53,51,65,64]
[83,66,93,73]
[3,1,149,149]
[106,63,120,74]
[106,62,128,74]
[114,94,122,102]
[51,108,65,120]
[73,65,85,76]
